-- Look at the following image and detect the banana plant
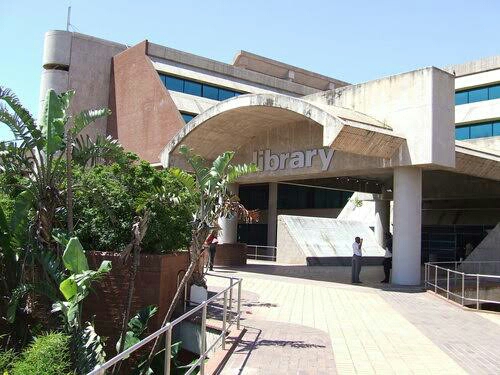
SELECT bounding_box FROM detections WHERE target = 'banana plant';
[0,87,120,249]
[51,236,111,373]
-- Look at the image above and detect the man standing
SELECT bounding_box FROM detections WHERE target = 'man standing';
[381,232,392,283]
[352,237,363,283]
[205,231,218,271]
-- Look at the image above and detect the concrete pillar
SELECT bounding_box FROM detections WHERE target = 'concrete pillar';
[374,198,390,248]
[218,184,239,244]
[267,182,278,247]
[392,167,422,285]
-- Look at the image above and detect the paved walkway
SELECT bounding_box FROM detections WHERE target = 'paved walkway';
[207,261,500,374]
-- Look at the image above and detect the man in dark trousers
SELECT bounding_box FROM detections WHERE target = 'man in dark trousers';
[352,237,363,283]
[381,232,393,283]
[205,231,218,271]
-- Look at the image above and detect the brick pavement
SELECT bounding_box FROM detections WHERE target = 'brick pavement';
[206,261,500,374]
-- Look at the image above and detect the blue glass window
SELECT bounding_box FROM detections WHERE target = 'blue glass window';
[218,88,235,101]
[455,91,468,105]
[455,127,470,140]
[489,85,500,100]
[164,76,184,92]
[202,85,219,100]
[470,123,492,139]
[158,73,244,100]
[184,81,202,96]
[493,121,500,136]
[468,87,488,103]
[181,113,195,123]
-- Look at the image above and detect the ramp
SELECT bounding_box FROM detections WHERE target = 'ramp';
[276,215,385,265]
[465,223,500,264]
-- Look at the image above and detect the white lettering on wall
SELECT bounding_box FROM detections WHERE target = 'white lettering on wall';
[252,148,334,172]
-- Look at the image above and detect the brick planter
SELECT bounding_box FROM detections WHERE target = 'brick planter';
[84,251,189,353]
[214,243,247,267]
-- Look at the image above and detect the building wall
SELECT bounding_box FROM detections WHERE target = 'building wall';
[108,41,185,163]
[40,31,126,138]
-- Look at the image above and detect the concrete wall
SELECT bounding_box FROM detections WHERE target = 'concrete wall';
[306,68,456,169]
[107,41,185,163]
[465,223,500,262]
[462,136,500,152]
[39,31,126,138]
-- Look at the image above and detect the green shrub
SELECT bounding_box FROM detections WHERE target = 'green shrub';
[73,153,196,253]
[0,349,17,373]
[11,332,72,375]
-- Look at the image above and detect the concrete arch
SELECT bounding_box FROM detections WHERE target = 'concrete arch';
[160,93,399,167]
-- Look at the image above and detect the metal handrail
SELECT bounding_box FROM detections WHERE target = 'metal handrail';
[425,262,500,312]
[246,244,277,261]
[87,273,242,375]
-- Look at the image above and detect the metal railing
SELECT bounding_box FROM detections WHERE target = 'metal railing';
[425,261,500,310]
[246,244,277,261]
[88,273,242,375]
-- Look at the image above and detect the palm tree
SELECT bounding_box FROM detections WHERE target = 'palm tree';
[0,87,121,250]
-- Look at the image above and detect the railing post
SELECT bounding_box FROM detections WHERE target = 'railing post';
[222,290,227,350]
[461,273,465,306]
[434,266,437,293]
[229,278,233,311]
[200,304,207,375]
[184,282,188,310]
[476,275,480,310]
[164,325,172,375]
[237,280,242,330]
[424,264,427,287]
[255,246,257,260]
[446,269,450,299]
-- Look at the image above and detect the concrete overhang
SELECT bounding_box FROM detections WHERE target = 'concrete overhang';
[160,93,406,167]
[455,141,500,181]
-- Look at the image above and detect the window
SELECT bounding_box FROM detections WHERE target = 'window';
[158,73,244,101]
[277,184,352,210]
[470,123,492,138]
[455,83,500,105]
[184,81,202,96]
[468,87,488,103]
[493,121,500,136]
[202,85,219,100]
[455,91,468,105]
[164,76,184,92]
[455,126,470,140]
[455,121,500,140]
[180,112,196,123]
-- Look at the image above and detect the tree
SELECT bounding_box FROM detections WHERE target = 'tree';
[145,145,258,369]
[0,87,120,250]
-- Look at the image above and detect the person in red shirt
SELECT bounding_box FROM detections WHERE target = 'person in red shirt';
[205,231,218,271]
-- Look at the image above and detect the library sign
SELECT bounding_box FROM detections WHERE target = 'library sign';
[252,148,334,172]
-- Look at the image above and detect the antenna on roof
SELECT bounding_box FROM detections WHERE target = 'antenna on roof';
[66,6,71,31]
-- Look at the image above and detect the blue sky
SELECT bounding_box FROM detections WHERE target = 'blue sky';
[1,0,499,141]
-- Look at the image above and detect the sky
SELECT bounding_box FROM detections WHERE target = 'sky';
[1,0,499,141]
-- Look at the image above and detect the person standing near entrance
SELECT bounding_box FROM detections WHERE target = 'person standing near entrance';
[381,232,392,283]
[352,237,363,283]
[205,231,218,271]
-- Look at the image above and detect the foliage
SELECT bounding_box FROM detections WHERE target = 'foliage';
[0,349,17,373]
[0,87,113,248]
[10,332,72,375]
[73,154,196,253]
[51,237,110,373]
[116,305,158,354]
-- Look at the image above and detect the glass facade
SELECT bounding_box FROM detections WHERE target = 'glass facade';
[455,83,500,105]
[159,73,244,101]
[455,120,500,140]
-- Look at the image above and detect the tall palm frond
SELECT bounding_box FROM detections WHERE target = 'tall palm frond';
[72,134,123,167]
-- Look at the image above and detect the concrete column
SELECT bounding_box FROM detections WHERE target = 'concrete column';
[267,182,278,247]
[392,167,422,285]
[374,198,390,248]
[218,184,239,244]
